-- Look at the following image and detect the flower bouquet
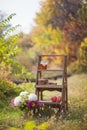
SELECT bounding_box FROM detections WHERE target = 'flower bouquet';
[11,91,43,113]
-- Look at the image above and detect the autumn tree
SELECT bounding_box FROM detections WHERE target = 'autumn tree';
[34,0,87,62]
[31,0,69,55]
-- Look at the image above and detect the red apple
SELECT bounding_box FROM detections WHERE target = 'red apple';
[57,96,62,103]
[51,96,57,102]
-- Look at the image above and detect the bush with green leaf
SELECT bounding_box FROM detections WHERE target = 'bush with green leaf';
[67,60,79,73]
[78,38,87,72]
[9,121,50,130]
[68,38,87,73]
[0,13,21,79]
[0,79,22,110]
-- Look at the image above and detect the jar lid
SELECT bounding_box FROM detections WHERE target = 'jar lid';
[40,60,48,66]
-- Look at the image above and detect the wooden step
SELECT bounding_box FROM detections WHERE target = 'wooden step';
[35,84,63,92]
[35,84,63,88]
[39,100,61,108]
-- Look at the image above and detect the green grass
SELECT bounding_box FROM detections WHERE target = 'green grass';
[0,82,35,130]
[0,74,87,130]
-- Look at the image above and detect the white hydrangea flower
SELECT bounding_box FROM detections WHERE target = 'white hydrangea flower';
[28,93,37,101]
[14,96,22,106]
[19,91,28,98]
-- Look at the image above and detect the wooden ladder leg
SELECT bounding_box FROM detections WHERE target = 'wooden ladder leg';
[64,83,68,111]
[64,87,67,111]
[41,91,43,100]
[37,90,39,100]
[36,88,39,100]
[61,87,66,112]
[64,86,68,112]
[65,86,68,110]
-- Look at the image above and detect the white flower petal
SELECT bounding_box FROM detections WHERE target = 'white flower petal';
[14,96,22,106]
[20,91,28,97]
[28,93,37,101]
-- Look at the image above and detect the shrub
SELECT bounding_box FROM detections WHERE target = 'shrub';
[67,60,79,73]
[0,79,22,108]
[68,38,87,73]
[9,121,50,130]
[78,38,87,72]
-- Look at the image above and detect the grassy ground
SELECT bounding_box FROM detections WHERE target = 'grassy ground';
[0,74,87,130]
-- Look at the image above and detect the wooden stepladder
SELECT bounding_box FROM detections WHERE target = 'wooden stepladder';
[35,54,68,112]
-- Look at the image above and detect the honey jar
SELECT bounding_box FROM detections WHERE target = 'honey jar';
[39,60,48,70]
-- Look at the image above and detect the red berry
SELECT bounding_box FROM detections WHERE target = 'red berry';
[57,96,62,103]
[51,96,57,102]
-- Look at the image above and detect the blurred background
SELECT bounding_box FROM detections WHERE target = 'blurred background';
[0,0,87,82]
